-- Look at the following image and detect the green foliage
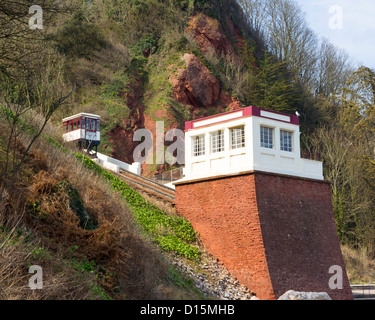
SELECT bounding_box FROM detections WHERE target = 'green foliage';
[194,0,220,19]
[74,153,201,260]
[246,52,297,114]
[31,246,51,260]
[89,283,112,300]
[54,10,106,58]
[157,234,201,260]
[29,201,47,219]
[0,105,37,136]
[71,258,97,274]
[102,78,127,99]
[175,35,189,51]
[70,258,112,300]
[131,34,159,57]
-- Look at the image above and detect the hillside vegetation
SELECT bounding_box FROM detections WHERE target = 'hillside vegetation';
[1,0,375,299]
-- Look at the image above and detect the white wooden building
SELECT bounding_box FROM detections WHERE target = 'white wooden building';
[182,106,323,181]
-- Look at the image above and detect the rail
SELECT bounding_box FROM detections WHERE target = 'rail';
[351,283,375,300]
[115,168,175,204]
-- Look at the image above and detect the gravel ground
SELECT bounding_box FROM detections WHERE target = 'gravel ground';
[168,251,257,300]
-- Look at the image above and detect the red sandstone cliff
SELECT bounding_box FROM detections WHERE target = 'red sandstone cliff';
[107,13,244,176]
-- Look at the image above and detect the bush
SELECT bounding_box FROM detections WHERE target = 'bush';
[54,11,106,58]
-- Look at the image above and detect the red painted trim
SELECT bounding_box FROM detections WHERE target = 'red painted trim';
[242,106,254,117]
[185,121,193,131]
[184,106,299,131]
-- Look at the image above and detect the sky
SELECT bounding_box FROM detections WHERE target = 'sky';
[294,0,375,70]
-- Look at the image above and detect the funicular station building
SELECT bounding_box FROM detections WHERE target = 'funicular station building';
[174,106,353,300]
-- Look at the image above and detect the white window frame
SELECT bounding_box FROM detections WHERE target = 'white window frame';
[280,130,293,152]
[210,130,224,153]
[260,126,274,149]
[192,134,205,157]
[230,126,245,150]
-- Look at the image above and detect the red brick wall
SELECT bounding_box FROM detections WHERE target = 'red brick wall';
[175,173,275,299]
[175,171,353,300]
[253,172,353,300]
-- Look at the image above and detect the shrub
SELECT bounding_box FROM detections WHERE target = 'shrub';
[54,11,106,58]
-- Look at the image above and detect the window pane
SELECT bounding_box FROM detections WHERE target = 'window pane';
[260,127,273,149]
[211,130,224,153]
[280,130,292,152]
[193,135,205,157]
[231,126,245,149]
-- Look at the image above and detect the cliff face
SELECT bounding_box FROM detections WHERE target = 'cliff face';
[107,12,245,176]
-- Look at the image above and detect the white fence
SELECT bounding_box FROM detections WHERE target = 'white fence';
[93,152,141,175]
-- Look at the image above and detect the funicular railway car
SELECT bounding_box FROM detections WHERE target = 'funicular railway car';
[62,113,100,151]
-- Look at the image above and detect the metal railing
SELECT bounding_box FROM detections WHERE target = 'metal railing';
[351,283,375,300]
[153,167,184,185]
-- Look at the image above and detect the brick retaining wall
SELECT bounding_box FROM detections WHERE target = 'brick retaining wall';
[175,171,353,300]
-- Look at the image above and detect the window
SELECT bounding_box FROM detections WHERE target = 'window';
[74,119,79,130]
[193,135,205,157]
[230,126,245,149]
[211,130,224,153]
[260,126,273,149]
[86,118,95,131]
[280,130,293,152]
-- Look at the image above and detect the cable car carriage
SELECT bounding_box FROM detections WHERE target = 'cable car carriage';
[62,113,100,152]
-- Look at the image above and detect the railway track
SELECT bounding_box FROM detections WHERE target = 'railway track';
[114,168,175,204]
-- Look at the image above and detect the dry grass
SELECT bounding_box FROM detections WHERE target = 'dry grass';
[341,245,375,284]
[0,131,200,300]
[0,226,99,300]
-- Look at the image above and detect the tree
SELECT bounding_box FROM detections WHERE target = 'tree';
[239,0,318,87]
[0,54,75,203]
[0,1,67,74]
[238,0,268,39]
[246,52,297,114]
[0,1,74,202]
[339,66,375,153]
[315,38,352,97]
[307,67,375,254]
